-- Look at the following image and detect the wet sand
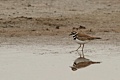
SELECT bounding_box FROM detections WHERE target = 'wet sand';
[0,0,120,80]
[0,36,120,80]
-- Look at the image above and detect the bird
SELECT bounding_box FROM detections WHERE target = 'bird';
[69,31,101,53]
[70,56,101,71]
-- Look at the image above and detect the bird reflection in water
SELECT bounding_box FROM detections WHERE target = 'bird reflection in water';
[70,52,101,71]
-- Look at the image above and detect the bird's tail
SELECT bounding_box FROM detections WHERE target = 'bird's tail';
[89,37,101,40]
[93,37,101,39]
[91,62,101,64]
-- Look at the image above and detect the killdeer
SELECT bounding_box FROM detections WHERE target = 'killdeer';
[70,56,101,71]
[69,31,101,53]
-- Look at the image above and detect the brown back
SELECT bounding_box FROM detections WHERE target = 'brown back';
[77,33,101,41]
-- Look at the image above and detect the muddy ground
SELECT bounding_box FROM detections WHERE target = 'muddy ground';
[0,0,120,80]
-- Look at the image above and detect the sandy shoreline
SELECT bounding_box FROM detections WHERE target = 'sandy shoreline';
[0,0,120,80]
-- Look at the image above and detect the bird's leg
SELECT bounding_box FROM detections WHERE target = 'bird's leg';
[80,53,82,57]
[81,44,84,52]
[76,44,81,51]
[76,50,81,57]
[70,44,81,53]
[81,49,84,58]
[81,44,85,57]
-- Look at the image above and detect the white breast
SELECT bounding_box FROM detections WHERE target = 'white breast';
[75,38,89,44]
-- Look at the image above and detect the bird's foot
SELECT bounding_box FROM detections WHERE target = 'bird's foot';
[69,50,78,53]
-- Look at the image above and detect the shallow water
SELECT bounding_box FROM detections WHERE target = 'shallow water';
[0,43,120,80]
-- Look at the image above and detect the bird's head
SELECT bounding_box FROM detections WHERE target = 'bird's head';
[69,31,78,36]
[69,66,77,71]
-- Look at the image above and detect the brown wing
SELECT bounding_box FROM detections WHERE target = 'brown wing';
[78,33,91,37]
[76,36,90,41]
[77,33,101,40]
